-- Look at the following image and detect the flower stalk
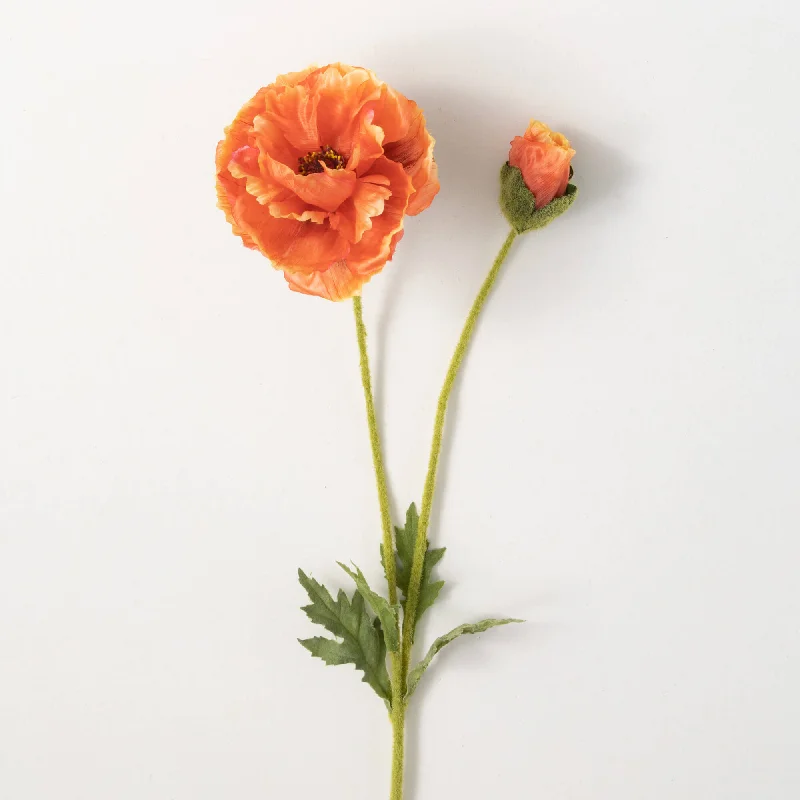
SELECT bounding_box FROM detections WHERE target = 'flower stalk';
[218,74,578,799]
[352,296,406,799]
[354,230,519,799]
[352,295,398,607]
[402,229,518,673]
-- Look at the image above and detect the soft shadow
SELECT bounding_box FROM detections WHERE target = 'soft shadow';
[402,619,536,799]
[376,88,631,544]
[372,253,405,442]
[360,33,635,796]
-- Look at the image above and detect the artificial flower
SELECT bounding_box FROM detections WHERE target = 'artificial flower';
[508,120,575,209]
[215,63,439,301]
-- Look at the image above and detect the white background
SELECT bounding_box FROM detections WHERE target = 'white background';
[2,0,799,797]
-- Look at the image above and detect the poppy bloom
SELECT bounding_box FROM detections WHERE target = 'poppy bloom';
[216,64,439,301]
[508,121,575,209]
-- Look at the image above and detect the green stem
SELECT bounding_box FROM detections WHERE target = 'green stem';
[352,295,406,799]
[402,229,518,672]
[390,696,406,800]
[352,295,398,607]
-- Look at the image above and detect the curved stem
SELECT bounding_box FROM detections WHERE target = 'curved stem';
[402,229,518,671]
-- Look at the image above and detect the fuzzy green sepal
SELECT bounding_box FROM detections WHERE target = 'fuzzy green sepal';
[499,163,578,233]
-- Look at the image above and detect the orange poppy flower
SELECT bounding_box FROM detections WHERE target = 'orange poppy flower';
[216,64,439,301]
[508,121,575,209]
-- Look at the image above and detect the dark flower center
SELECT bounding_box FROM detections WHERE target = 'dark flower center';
[297,145,346,176]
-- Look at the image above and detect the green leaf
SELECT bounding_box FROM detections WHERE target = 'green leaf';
[500,162,578,233]
[338,562,401,652]
[381,503,446,624]
[298,569,391,703]
[406,618,523,699]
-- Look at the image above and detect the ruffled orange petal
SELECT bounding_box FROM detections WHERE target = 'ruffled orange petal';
[382,102,438,215]
[215,89,267,173]
[229,146,295,214]
[261,81,320,154]
[251,113,302,168]
[267,190,329,223]
[346,157,412,274]
[258,152,355,212]
[215,91,270,249]
[407,158,439,216]
[231,192,348,271]
[522,120,572,149]
[328,173,392,244]
[315,66,382,152]
[275,65,319,88]
[283,259,367,302]
[509,135,574,209]
[216,172,256,249]
[345,108,386,177]
[371,85,415,145]
[228,145,261,179]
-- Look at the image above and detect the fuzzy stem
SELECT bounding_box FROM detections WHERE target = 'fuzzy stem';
[389,696,406,800]
[401,229,518,672]
[353,295,398,606]
[352,296,406,799]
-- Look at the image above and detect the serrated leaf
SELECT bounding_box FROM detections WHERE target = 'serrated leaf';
[406,618,523,699]
[416,579,445,622]
[338,562,401,652]
[381,503,446,624]
[298,569,391,702]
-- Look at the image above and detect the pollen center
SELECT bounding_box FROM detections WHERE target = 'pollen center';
[297,145,346,176]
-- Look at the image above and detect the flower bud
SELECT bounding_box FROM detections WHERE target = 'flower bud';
[500,121,577,233]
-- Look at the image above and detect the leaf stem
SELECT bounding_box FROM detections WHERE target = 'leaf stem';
[401,229,518,672]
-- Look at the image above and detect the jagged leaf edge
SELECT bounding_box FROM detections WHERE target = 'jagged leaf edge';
[338,562,401,652]
[380,502,446,625]
[297,569,392,702]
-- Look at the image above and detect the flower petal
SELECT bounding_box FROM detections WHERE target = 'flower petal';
[231,192,348,271]
[283,259,367,301]
[260,152,356,212]
[228,145,261,179]
[251,113,303,168]
[407,158,439,216]
[315,65,382,152]
[371,84,415,144]
[261,82,320,153]
[328,173,392,244]
[274,65,319,88]
[509,135,574,209]
[268,190,329,223]
[215,92,270,248]
[345,157,412,275]
[382,103,439,215]
[345,109,386,176]
[216,172,256,249]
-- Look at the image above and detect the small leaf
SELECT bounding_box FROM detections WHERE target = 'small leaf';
[338,562,401,652]
[393,503,418,592]
[381,503,446,624]
[406,618,523,699]
[416,579,445,622]
[500,162,578,233]
[298,569,391,702]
